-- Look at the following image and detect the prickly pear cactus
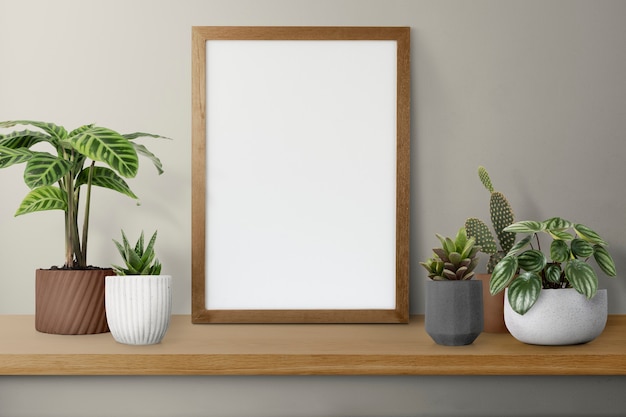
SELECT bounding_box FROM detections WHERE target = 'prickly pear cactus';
[465,166,515,273]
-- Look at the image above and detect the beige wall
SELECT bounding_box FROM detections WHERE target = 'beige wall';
[2,0,626,315]
[2,1,626,416]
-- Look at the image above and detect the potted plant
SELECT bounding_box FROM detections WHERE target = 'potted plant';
[106,230,172,345]
[0,120,167,334]
[420,227,484,346]
[465,166,515,332]
[490,217,617,345]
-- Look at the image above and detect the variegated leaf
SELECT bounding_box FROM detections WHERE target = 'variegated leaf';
[490,255,518,295]
[0,146,35,168]
[565,259,598,299]
[504,220,544,234]
[24,154,72,188]
[75,166,138,199]
[0,129,50,149]
[15,186,67,216]
[593,245,617,277]
[69,126,138,178]
[132,142,164,175]
[507,272,542,315]
[0,120,67,140]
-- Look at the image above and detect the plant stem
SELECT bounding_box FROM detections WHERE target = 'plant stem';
[80,161,95,266]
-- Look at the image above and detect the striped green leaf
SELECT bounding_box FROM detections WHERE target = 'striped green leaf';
[69,126,138,178]
[504,220,544,234]
[0,129,50,149]
[593,245,617,277]
[490,255,518,295]
[542,217,572,231]
[507,235,532,256]
[0,146,35,168]
[24,154,72,188]
[0,120,67,140]
[547,230,574,240]
[507,272,542,315]
[545,264,563,284]
[571,238,594,258]
[75,166,138,199]
[15,186,67,216]
[132,142,164,175]
[550,239,570,263]
[517,249,546,272]
[565,258,598,299]
[574,223,608,246]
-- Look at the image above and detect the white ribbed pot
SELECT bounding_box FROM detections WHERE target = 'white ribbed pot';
[504,288,607,345]
[105,275,172,345]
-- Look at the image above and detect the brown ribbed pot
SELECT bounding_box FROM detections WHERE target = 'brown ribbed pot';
[476,273,507,333]
[35,268,114,335]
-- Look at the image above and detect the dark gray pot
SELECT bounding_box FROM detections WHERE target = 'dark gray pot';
[425,280,484,346]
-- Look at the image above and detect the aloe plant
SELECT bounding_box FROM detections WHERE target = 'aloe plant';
[490,217,617,315]
[112,230,162,275]
[465,166,516,273]
[420,227,481,281]
[0,120,167,269]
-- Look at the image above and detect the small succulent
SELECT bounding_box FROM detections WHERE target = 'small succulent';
[420,227,481,281]
[465,166,515,273]
[490,217,617,315]
[112,230,162,275]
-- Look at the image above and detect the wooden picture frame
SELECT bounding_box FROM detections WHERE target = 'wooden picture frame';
[192,26,410,323]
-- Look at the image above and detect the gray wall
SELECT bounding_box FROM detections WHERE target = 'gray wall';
[1,1,626,416]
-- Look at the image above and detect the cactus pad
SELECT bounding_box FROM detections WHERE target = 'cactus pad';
[478,166,494,193]
[465,217,497,255]
[490,191,515,252]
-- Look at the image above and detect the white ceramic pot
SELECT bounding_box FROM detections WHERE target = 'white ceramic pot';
[504,288,607,345]
[105,275,172,345]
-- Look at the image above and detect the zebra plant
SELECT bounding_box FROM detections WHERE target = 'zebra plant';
[0,120,167,269]
[490,217,617,315]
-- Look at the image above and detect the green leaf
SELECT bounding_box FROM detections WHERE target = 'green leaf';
[547,230,574,240]
[23,154,72,188]
[0,145,36,168]
[565,259,598,299]
[571,238,594,258]
[542,217,572,231]
[574,224,608,246]
[507,272,542,315]
[550,240,570,263]
[504,220,544,234]
[132,142,164,175]
[507,235,532,256]
[517,249,547,273]
[593,245,617,277]
[69,126,139,178]
[490,255,518,295]
[0,120,67,140]
[75,166,138,199]
[0,129,50,149]
[545,264,563,284]
[15,186,67,216]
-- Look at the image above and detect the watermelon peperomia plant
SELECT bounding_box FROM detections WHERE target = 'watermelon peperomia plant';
[490,217,617,315]
[0,120,168,269]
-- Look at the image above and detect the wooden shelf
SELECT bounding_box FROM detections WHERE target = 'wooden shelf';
[1,315,625,375]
